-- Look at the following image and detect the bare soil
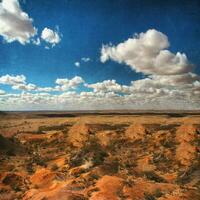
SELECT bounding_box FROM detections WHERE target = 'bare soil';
[0,111,199,200]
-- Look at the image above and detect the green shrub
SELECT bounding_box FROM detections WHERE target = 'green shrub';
[144,193,156,200]
[144,171,167,183]
[51,164,59,171]
[69,137,108,167]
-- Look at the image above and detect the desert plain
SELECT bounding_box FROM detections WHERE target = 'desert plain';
[0,111,200,200]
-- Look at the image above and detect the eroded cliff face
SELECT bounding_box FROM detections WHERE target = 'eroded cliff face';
[0,113,200,200]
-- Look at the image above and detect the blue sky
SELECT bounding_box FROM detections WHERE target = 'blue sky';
[0,0,200,110]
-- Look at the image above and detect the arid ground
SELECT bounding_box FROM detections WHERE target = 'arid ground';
[0,111,200,200]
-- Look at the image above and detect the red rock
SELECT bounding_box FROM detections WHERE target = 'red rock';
[89,176,124,200]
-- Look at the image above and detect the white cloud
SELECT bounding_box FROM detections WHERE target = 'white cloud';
[0,83,199,111]
[85,80,130,94]
[0,0,37,44]
[150,73,200,86]
[0,74,26,85]
[0,75,40,92]
[55,76,84,91]
[45,46,50,50]
[0,75,85,93]
[0,1,62,47]
[0,89,5,95]
[98,29,200,109]
[100,29,193,75]
[37,87,55,92]
[81,57,91,62]
[74,57,91,67]
[0,67,200,110]
[1,85,199,111]
[74,62,80,67]
[41,27,61,46]
[12,83,37,91]
[130,73,200,93]
[32,37,40,46]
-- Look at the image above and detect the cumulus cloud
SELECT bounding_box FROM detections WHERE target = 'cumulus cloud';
[129,73,200,93]
[0,74,40,92]
[85,80,130,94]
[150,73,200,86]
[0,0,37,44]
[1,85,199,111]
[100,29,193,75]
[98,29,200,109]
[0,0,62,47]
[0,74,86,93]
[41,27,61,46]
[0,56,200,110]
[55,76,84,91]
[12,83,37,91]
[74,62,80,67]
[0,74,26,85]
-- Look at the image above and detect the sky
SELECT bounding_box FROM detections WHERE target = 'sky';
[0,0,200,110]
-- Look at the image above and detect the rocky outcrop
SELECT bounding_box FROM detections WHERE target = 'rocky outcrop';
[125,123,147,141]
[67,123,91,148]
